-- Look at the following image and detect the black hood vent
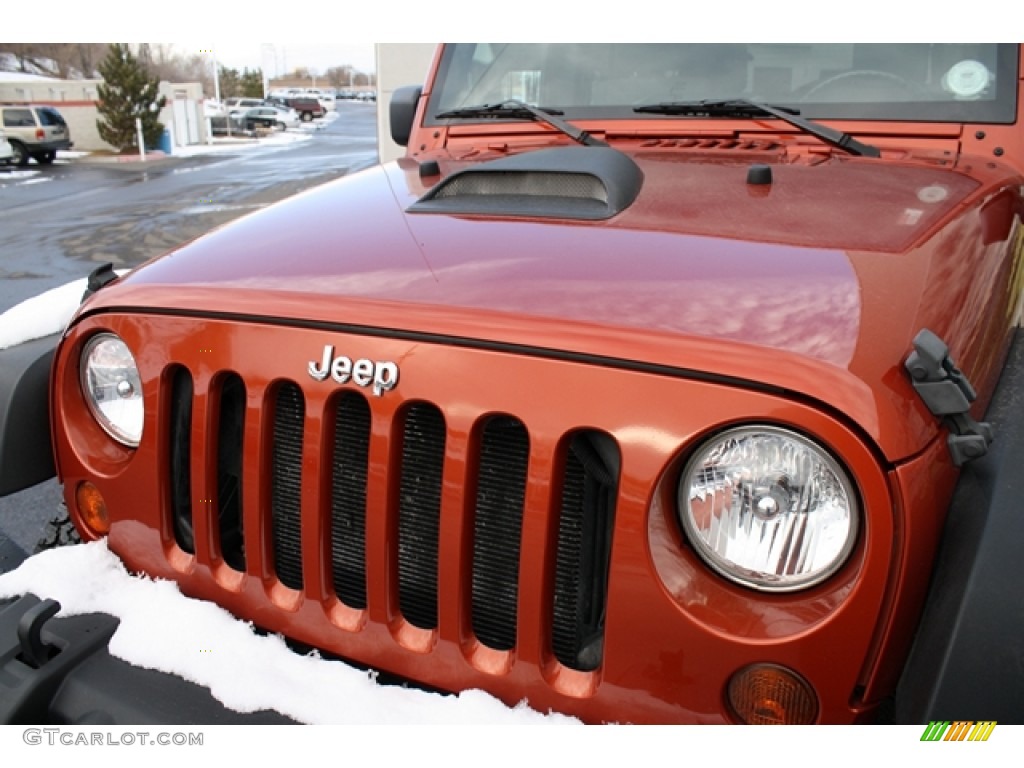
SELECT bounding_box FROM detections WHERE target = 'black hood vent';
[409,147,643,221]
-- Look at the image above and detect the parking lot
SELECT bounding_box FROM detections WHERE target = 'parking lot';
[0,99,378,557]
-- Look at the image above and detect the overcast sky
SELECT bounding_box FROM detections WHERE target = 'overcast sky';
[184,43,378,78]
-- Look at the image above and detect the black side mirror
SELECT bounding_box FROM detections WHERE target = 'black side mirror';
[390,85,422,147]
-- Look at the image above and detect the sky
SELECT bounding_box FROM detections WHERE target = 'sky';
[180,43,377,79]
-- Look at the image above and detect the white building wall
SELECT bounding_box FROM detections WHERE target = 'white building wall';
[1,77,207,151]
[375,44,439,164]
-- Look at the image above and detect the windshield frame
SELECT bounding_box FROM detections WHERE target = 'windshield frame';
[426,44,1020,127]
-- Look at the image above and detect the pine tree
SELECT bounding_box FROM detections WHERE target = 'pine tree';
[239,68,265,98]
[96,43,167,152]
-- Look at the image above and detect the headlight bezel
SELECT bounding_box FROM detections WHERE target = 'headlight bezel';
[79,332,144,448]
[677,423,861,593]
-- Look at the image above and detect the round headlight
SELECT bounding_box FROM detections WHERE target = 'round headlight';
[679,425,858,591]
[80,333,144,447]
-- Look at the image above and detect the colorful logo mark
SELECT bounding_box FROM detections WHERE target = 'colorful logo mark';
[920,721,997,742]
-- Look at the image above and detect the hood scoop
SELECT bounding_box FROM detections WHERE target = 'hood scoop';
[409,147,643,221]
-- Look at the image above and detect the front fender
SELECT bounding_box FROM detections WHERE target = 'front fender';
[0,335,57,497]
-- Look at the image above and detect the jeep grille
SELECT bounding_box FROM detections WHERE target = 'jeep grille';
[167,370,619,673]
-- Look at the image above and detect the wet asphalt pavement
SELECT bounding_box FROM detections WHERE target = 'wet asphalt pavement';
[0,101,379,561]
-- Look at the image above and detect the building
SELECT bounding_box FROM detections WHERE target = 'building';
[1,73,209,152]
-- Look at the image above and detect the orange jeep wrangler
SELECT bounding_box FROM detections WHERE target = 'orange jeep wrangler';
[1,44,1022,724]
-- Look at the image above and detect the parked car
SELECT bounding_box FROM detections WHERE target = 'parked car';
[282,97,325,122]
[301,89,337,112]
[223,97,266,111]
[0,104,73,166]
[0,129,14,165]
[231,106,300,132]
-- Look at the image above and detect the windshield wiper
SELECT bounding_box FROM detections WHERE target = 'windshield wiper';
[633,99,880,158]
[436,99,608,147]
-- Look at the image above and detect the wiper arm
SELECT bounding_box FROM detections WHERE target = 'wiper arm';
[633,99,880,158]
[436,99,608,147]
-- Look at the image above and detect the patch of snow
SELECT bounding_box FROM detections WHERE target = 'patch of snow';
[0,541,577,725]
[0,275,91,350]
[0,168,42,182]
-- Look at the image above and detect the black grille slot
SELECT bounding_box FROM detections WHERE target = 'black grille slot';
[271,382,305,590]
[168,367,194,554]
[471,416,529,651]
[551,431,620,672]
[216,374,246,572]
[330,392,371,609]
[397,403,446,630]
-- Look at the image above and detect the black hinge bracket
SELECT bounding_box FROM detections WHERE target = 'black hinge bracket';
[81,262,119,303]
[905,329,994,466]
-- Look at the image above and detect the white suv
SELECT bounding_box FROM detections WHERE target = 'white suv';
[0,105,73,166]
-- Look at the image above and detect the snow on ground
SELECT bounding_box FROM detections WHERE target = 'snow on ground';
[0,541,575,725]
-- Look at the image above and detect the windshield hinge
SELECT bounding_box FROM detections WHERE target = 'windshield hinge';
[905,329,993,466]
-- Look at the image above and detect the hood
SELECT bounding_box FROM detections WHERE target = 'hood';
[83,148,1002,460]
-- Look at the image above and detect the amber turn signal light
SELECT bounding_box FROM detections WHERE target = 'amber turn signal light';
[75,481,110,536]
[726,664,818,724]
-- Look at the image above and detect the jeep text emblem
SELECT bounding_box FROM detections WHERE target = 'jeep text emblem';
[308,345,399,396]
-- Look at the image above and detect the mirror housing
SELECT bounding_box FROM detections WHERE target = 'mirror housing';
[390,85,422,147]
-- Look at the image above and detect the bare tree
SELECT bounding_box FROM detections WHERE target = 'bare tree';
[0,43,112,78]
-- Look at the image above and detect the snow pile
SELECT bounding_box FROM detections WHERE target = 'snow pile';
[0,540,578,725]
[0,275,92,350]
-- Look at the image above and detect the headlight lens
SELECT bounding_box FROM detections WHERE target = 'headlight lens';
[678,426,858,591]
[80,333,144,447]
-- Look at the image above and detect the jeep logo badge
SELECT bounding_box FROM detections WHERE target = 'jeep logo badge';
[308,345,399,396]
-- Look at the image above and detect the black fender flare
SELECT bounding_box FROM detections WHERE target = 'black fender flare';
[895,328,1024,723]
[0,334,58,498]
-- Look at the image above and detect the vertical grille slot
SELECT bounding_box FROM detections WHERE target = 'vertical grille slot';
[551,431,620,672]
[330,392,371,609]
[271,382,305,590]
[216,374,246,572]
[397,403,446,630]
[471,416,529,651]
[168,367,194,554]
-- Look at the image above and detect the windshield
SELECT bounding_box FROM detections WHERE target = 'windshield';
[429,44,1018,124]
